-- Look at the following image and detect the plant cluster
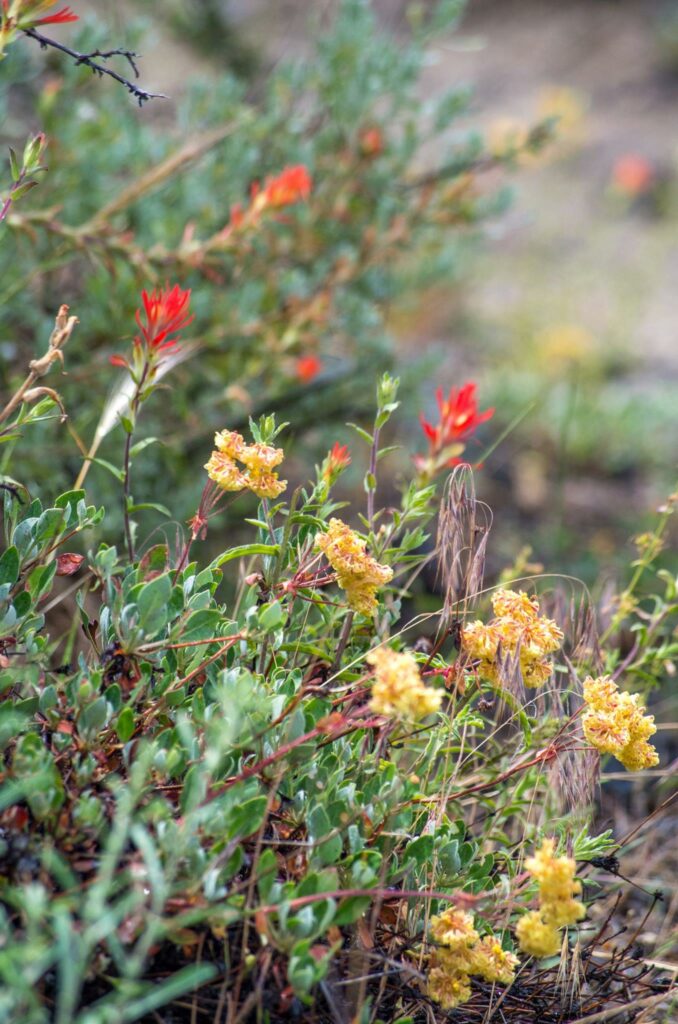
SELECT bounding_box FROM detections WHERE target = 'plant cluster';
[0,0,556,525]
[0,5,675,1024]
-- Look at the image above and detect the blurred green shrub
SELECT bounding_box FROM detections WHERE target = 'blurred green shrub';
[0,0,538,534]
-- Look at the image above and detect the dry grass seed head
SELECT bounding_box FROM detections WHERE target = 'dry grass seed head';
[435,467,493,633]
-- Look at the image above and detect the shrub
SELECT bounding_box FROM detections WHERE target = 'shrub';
[0,0,556,524]
[0,5,675,1024]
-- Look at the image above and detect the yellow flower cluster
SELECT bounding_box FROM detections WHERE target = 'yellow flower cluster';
[367,647,442,720]
[315,518,393,615]
[462,588,563,688]
[516,838,585,958]
[428,908,519,1010]
[582,676,658,771]
[204,430,287,500]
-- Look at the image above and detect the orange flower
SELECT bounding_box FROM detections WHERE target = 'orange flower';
[360,126,384,157]
[2,1,79,27]
[414,382,494,480]
[34,4,77,22]
[612,155,654,196]
[322,442,351,483]
[110,284,193,372]
[255,165,312,209]
[295,354,323,382]
[135,284,193,353]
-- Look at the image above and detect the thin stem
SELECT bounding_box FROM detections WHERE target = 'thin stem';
[122,364,149,562]
[366,424,380,529]
[0,369,37,425]
[122,427,135,561]
[332,610,354,674]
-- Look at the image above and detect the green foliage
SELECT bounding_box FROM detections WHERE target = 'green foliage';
[0,4,673,1023]
[0,1,513,530]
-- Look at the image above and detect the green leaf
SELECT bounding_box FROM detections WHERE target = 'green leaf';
[228,795,269,839]
[258,600,285,631]
[404,834,435,868]
[79,697,108,738]
[209,543,279,570]
[55,489,86,515]
[130,437,159,458]
[90,457,124,483]
[347,422,373,445]
[0,546,20,586]
[256,848,278,901]
[26,561,56,602]
[308,805,343,865]
[10,180,38,201]
[334,895,371,925]
[8,147,19,181]
[127,502,172,517]
[376,445,401,461]
[179,608,225,642]
[180,764,206,814]
[136,572,172,636]
[115,706,135,743]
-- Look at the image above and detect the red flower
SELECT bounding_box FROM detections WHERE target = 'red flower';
[322,442,351,484]
[295,354,323,382]
[135,284,193,354]
[360,126,384,157]
[257,165,312,209]
[612,155,654,196]
[34,6,78,23]
[415,382,494,479]
[421,383,494,449]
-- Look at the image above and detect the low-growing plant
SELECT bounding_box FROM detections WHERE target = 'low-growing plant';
[0,6,675,1024]
[0,289,675,1021]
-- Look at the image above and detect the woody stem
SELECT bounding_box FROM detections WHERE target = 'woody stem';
[332,611,354,674]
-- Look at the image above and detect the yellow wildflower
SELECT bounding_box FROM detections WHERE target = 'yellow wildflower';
[315,518,393,615]
[582,675,658,771]
[429,908,479,951]
[515,910,560,958]
[204,451,248,492]
[367,647,442,721]
[205,429,287,500]
[462,588,563,688]
[428,951,472,1010]
[541,898,586,928]
[517,839,585,958]
[492,589,540,623]
[525,837,582,903]
[427,916,518,1010]
[468,936,519,985]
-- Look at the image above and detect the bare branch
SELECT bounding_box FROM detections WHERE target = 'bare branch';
[22,28,166,107]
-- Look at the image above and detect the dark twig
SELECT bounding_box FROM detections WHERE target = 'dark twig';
[22,28,166,107]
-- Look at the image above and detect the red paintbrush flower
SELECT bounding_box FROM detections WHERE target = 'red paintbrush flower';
[295,354,323,382]
[421,383,494,449]
[34,6,78,24]
[321,442,352,485]
[254,165,313,210]
[415,382,494,480]
[135,284,193,354]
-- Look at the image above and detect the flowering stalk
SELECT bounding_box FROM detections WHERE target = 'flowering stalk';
[110,285,193,560]
[365,373,399,530]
